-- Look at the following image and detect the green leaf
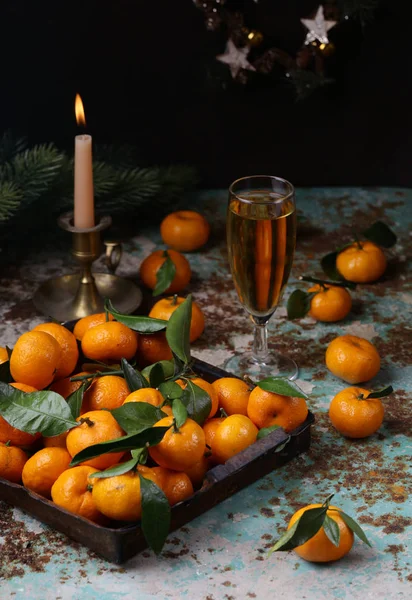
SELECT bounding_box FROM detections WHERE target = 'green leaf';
[67,382,88,419]
[323,514,341,547]
[274,436,291,453]
[89,456,139,479]
[172,398,188,428]
[320,251,344,281]
[172,352,186,377]
[105,299,167,333]
[158,380,184,402]
[148,362,167,389]
[131,447,147,463]
[363,221,397,248]
[257,378,308,399]
[140,474,171,555]
[338,509,372,547]
[153,251,177,296]
[181,379,211,425]
[268,505,328,554]
[121,358,149,391]
[257,425,281,440]
[141,360,175,383]
[287,290,314,319]
[0,382,78,436]
[111,402,167,434]
[165,295,192,364]
[69,426,170,467]
[0,360,12,384]
[366,385,393,399]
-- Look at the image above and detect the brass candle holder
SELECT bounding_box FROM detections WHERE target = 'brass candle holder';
[32,212,142,322]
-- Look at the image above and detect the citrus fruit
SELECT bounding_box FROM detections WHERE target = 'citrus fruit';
[149,296,205,342]
[73,312,115,341]
[153,467,194,506]
[247,387,308,432]
[211,377,251,416]
[136,332,173,368]
[160,210,210,252]
[149,416,205,471]
[325,334,381,384]
[43,431,69,449]
[10,330,61,389]
[22,447,72,497]
[66,410,125,470]
[81,321,138,362]
[211,414,258,464]
[139,249,191,294]
[51,465,106,523]
[308,284,352,322]
[49,373,88,399]
[81,375,130,412]
[0,384,41,447]
[92,466,159,522]
[32,322,79,379]
[336,241,387,283]
[203,417,226,464]
[0,347,9,364]
[184,455,210,489]
[329,386,384,438]
[10,382,38,393]
[123,387,172,415]
[0,442,28,483]
[176,377,219,419]
[288,504,354,562]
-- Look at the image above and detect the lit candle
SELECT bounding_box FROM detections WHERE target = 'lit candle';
[74,94,95,228]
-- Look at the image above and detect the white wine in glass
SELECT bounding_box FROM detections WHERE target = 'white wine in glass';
[225,175,298,380]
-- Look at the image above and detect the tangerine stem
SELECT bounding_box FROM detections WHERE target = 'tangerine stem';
[78,417,95,427]
[172,294,178,305]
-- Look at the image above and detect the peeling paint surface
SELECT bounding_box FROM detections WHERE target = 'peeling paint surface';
[0,187,411,599]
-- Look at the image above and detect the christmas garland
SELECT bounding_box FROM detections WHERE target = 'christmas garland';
[194,0,381,99]
[0,131,196,255]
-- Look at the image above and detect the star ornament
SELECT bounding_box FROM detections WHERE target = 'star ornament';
[301,5,337,45]
[216,39,256,79]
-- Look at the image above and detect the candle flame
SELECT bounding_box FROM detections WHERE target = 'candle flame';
[75,94,86,127]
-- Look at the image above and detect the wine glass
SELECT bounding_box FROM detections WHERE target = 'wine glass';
[225,175,298,380]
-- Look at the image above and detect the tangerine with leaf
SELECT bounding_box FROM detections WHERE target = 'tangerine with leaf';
[148,415,206,471]
[139,249,191,295]
[149,295,205,342]
[329,385,389,438]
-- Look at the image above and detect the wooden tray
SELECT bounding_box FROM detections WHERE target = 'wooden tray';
[0,358,314,564]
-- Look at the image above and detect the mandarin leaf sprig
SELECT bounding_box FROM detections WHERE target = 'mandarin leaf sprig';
[321,220,397,281]
[268,494,371,556]
[153,250,176,297]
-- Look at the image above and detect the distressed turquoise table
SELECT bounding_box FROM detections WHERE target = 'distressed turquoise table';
[0,187,411,599]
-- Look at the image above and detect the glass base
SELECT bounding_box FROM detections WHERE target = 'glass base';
[224,352,298,382]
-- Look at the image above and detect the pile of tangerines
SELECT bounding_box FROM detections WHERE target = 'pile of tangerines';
[0,210,395,563]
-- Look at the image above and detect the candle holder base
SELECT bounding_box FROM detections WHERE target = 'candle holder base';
[33,273,142,322]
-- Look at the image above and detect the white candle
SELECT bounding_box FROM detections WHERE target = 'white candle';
[73,95,95,228]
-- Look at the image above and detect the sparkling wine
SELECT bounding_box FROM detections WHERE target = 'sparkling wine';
[227,190,296,318]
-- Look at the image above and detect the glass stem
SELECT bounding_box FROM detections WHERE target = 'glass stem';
[252,321,269,363]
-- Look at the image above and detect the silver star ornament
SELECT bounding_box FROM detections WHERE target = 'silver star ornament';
[216,39,256,79]
[301,5,337,45]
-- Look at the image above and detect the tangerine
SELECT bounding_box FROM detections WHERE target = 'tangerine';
[81,321,138,362]
[73,312,115,341]
[176,377,218,419]
[32,323,79,379]
[308,284,352,322]
[329,386,384,438]
[81,375,130,412]
[10,382,38,393]
[325,334,381,384]
[184,455,210,488]
[160,210,210,252]
[123,387,172,415]
[51,465,106,523]
[247,387,308,432]
[336,241,387,283]
[22,447,71,497]
[0,442,28,483]
[139,249,191,294]
[0,384,41,447]
[149,296,205,342]
[10,330,61,389]
[136,332,172,368]
[288,504,354,562]
[211,377,251,416]
[211,414,258,464]
[66,410,125,470]
[153,467,194,506]
[149,416,205,471]
[0,347,9,364]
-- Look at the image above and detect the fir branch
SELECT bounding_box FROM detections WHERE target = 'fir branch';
[0,181,24,223]
[0,131,28,163]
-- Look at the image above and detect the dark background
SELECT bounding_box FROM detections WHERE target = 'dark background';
[0,0,410,188]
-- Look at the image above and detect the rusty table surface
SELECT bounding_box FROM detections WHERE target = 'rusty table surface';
[0,187,411,599]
